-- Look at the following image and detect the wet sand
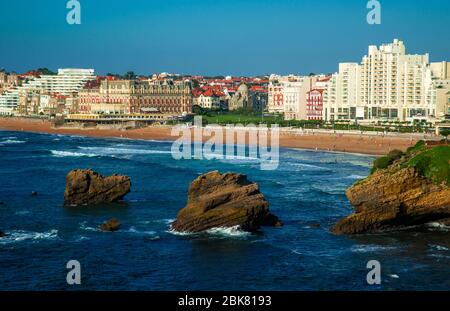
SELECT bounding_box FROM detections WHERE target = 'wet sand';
[0,117,420,156]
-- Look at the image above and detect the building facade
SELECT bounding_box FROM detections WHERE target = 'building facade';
[79,79,193,116]
[322,39,449,123]
[0,68,95,116]
[268,75,316,120]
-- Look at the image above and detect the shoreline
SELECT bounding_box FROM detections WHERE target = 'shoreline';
[0,117,423,156]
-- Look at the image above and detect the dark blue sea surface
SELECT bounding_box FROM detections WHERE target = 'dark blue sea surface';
[0,130,448,290]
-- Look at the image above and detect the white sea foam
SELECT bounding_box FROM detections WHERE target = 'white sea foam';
[429,244,449,251]
[351,244,398,253]
[51,150,99,158]
[0,139,26,144]
[389,274,400,279]
[347,174,366,180]
[206,226,251,237]
[78,146,172,155]
[426,222,450,231]
[167,225,250,238]
[0,229,59,244]
[161,218,175,224]
[167,229,193,236]
[79,222,99,232]
[127,226,157,236]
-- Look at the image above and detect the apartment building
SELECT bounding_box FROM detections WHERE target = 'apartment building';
[323,39,448,123]
[268,75,315,120]
[0,68,95,115]
[306,76,331,120]
[267,75,285,114]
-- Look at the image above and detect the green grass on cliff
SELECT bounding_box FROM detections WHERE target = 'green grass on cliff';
[367,140,450,186]
[406,145,450,185]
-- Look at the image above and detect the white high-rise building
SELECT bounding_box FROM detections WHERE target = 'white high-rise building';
[323,39,447,123]
[0,68,95,115]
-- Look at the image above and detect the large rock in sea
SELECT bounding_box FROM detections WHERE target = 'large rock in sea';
[64,169,131,206]
[0,231,5,238]
[332,142,450,234]
[171,171,280,232]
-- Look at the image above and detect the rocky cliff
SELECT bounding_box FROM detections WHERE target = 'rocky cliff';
[332,141,450,234]
[64,169,131,206]
[171,171,281,232]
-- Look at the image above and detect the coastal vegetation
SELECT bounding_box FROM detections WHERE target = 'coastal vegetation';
[189,107,435,133]
[370,140,450,185]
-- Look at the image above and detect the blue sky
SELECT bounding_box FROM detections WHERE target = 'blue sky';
[0,0,449,76]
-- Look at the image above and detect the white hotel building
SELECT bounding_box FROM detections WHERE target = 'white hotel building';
[323,39,450,123]
[0,68,95,115]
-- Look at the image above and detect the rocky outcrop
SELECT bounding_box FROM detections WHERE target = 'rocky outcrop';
[64,169,131,206]
[332,143,450,234]
[99,218,121,232]
[171,171,280,233]
[0,231,5,238]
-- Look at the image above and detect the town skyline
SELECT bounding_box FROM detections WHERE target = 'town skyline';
[1,0,450,76]
[1,36,449,78]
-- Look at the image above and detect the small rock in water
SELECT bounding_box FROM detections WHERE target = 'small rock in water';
[263,213,284,228]
[31,191,38,196]
[0,231,6,238]
[99,218,121,232]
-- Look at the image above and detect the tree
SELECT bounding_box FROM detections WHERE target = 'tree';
[440,128,450,143]
[37,68,56,75]
[192,79,200,89]
[124,71,136,80]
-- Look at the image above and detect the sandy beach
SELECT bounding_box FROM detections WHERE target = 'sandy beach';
[0,117,423,156]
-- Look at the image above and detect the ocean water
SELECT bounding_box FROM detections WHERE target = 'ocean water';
[0,130,449,291]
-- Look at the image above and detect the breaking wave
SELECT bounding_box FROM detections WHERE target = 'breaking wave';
[426,222,450,231]
[78,146,172,155]
[346,174,366,180]
[51,150,99,158]
[0,139,26,145]
[0,229,59,244]
[168,225,250,238]
[351,244,398,253]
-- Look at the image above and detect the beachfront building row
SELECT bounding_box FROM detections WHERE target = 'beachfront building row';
[268,39,450,123]
[0,69,96,116]
[78,79,193,115]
